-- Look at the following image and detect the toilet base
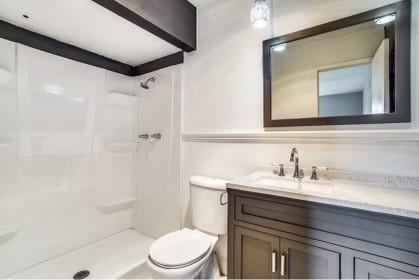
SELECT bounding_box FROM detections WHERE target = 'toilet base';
[196,254,221,279]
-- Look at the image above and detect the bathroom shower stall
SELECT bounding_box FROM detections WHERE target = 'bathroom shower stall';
[0,16,183,280]
[0,0,194,277]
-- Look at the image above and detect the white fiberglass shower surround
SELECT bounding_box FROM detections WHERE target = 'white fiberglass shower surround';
[0,38,181,278]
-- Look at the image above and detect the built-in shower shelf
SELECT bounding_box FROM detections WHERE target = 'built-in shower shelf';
[104,142,136,153]
[97,196,137,213]
[107,92,137,107]
[108,91,134,96]
[0,143,10,148]
[0,66,13,84]
[0,223,21,246]
[0,137,13,148]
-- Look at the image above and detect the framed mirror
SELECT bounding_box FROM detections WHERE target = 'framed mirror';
[263,1,411,127]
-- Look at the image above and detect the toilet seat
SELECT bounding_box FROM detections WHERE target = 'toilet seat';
[149,229,211,269]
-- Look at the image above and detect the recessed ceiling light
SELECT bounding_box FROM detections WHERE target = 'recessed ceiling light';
[273,44,287,52]
[375,14,396,25]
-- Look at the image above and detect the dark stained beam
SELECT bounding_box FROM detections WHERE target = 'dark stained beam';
[92,0,196,52]
[133,52,184,76]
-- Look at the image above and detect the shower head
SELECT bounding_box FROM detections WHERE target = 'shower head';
[140,77,156,90]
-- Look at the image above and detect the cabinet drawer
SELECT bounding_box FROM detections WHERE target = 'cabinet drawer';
[234,194,419,255]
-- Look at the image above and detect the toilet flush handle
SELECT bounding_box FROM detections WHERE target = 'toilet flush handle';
[220,191,228,205]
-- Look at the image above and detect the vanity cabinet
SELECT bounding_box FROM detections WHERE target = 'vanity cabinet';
[227,189,419,279]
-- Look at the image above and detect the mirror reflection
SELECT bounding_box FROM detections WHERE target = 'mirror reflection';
[271,16,395,120]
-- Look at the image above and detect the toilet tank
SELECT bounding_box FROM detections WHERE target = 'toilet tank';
[190,176,228,235]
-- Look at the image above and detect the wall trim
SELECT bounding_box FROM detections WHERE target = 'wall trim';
[182,130,419,144]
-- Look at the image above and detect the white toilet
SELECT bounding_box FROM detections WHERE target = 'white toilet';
[147,176,228,279]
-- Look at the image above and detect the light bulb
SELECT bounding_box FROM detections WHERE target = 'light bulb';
[375,14,396,25]
[273,44,287,52]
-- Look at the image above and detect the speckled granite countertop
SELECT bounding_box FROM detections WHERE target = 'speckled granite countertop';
[227,172,419,219]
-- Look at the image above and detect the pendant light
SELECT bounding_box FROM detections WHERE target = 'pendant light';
[250,0,270,29]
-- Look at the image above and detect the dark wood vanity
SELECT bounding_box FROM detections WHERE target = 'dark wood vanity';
[227,189,419,279]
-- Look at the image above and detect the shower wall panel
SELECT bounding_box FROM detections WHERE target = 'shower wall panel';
[0,39,137,277]
[134,66,181,239]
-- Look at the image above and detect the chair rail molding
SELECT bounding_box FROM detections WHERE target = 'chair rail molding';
[181,130,419,144]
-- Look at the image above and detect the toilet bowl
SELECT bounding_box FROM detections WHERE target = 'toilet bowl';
[147,176,228,279]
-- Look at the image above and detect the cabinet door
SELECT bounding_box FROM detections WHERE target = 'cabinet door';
[234,226,280,279]
[280,239,340,279]
[355,259,418,279]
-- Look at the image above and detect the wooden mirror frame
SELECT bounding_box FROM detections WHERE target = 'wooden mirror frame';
[263,0,411,127]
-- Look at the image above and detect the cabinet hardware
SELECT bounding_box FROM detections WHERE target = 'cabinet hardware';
[272,252,277,273]
[280,254,286,276]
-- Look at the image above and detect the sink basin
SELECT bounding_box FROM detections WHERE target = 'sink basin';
[256,177,299,190]
[300,180,333,194]
[251,172,333,194]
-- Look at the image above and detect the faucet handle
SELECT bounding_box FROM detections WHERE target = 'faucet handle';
[310,166,319,180]
[271,162,280,175]
[278,164,285,176]
[271,162,286,176]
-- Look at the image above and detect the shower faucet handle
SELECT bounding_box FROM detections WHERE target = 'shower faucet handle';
[150,133,162,140]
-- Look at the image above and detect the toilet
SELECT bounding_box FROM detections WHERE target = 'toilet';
[147,176,228,279]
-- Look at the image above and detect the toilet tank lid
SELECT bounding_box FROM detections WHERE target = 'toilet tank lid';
[190,176,228,190]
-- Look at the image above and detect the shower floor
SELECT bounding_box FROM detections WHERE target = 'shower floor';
[10,230,154,279]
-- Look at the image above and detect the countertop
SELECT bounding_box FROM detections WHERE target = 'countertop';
[227,171,419,219]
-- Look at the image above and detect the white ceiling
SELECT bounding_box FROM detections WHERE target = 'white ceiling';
[0,0,180,66]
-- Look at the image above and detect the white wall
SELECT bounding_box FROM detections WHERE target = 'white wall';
[133,66,182,239]
[0,40,137,277]
[181,0,419,275]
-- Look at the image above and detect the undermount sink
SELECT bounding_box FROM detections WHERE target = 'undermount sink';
[253,173,333,194]
[256,177,299,190]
